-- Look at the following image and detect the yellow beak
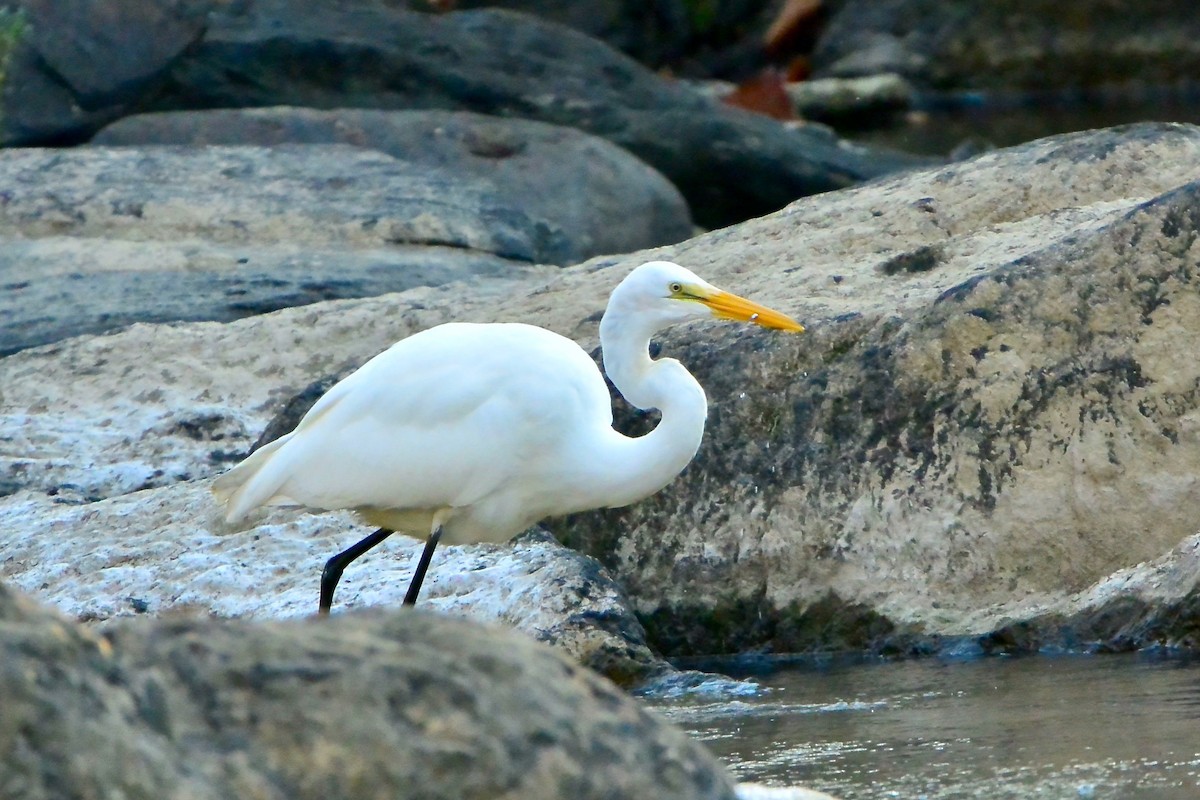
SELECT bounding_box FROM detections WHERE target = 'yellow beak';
[699,288,805,333]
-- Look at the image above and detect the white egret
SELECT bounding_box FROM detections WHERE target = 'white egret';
[212,261,803,613]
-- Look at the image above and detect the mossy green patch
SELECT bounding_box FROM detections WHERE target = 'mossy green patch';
[0,7,29,129]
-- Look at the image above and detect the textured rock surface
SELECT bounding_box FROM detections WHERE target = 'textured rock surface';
[93,107,694,266]
[147,0,910,229]
[0,484,667,683]
[555,123,1200,654]
[814,0,1200,91]
[0,581,737,800]
[5,122,1200,661]
[0,145,553,355]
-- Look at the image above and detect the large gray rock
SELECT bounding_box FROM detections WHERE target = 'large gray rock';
[0,581,737,800]
[5,122,1200,661]
[449,0,698,69]
[146,0,913,229]
[0,0,208,144]
[0,483,667,684]
[555,123,1200,655]
[447,0,782,78]
[0,144,554,355]
[93,107,695,266]
[814,0,1200,92]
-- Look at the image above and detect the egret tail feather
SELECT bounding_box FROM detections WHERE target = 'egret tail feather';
[211,432,295,522]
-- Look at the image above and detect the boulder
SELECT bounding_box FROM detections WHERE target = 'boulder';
[977,532,1200,655]
[446,0,782,78]
[6,122,1200,661]
[784,73,915,124]
[0,144,555,356]
[93,107,695,265]
[813,0,1200,92]
[554,122,1200,655]
[0,0,208,145]
[446,0,697,70]
[0,484,667,684]
[0,580,737,800]
[146,0,915,228]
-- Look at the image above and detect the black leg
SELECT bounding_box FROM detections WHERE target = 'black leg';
[403,525,443,606]
[319,527,395,615]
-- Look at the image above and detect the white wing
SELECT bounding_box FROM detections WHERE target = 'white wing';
[214,322,612,532]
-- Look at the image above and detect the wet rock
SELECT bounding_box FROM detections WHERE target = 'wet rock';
[0,580,737,800]
[981,533,1200,654]
[0,0,208,145]
[93,107,694,266]
[814,0,1200,92]
[785,73,915,124]
[147,0,910,228]
[0,144,554,355]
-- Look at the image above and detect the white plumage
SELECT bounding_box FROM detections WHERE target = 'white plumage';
[212,261,803,611]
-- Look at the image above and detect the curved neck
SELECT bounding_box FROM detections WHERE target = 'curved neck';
[584,312,708,509]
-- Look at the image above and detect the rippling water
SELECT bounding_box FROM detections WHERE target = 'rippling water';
[648,654,1200,799]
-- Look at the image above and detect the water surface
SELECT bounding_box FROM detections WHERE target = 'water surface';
[651,654,1200,799]
[850,93,1200,156]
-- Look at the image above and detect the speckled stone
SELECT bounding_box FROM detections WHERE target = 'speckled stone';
[0,581,737,800]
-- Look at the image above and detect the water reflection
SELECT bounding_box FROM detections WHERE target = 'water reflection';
[849,94,1200,156]
[650,654,1200,799]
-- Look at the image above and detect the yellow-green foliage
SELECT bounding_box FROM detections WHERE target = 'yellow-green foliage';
[0,7,29,94]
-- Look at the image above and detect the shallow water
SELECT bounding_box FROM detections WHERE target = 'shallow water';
[850,94,1200,156]
[650,654,1200,799]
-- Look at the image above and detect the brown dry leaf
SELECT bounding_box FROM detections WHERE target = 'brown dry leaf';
[721,69,797,121]
[785,55,813,82]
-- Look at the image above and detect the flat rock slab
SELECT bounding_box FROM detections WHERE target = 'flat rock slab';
[93,107,695,266]
[814,0,1200,91]
[0,581,737,800]
[0,145,554,355]
[0,282,522,500]
[147,0,915,228]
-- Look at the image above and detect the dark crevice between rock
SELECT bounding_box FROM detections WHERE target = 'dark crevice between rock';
[879,243,946,276]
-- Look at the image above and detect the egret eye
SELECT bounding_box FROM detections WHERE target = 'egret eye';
[669,282,683,294]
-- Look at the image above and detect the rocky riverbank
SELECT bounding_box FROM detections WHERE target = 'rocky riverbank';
[5,120,1199,661]
[4,2,1200,798]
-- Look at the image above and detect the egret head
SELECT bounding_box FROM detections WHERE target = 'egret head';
[610,261,804,333]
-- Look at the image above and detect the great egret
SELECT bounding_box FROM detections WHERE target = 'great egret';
[212,261,803,613]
